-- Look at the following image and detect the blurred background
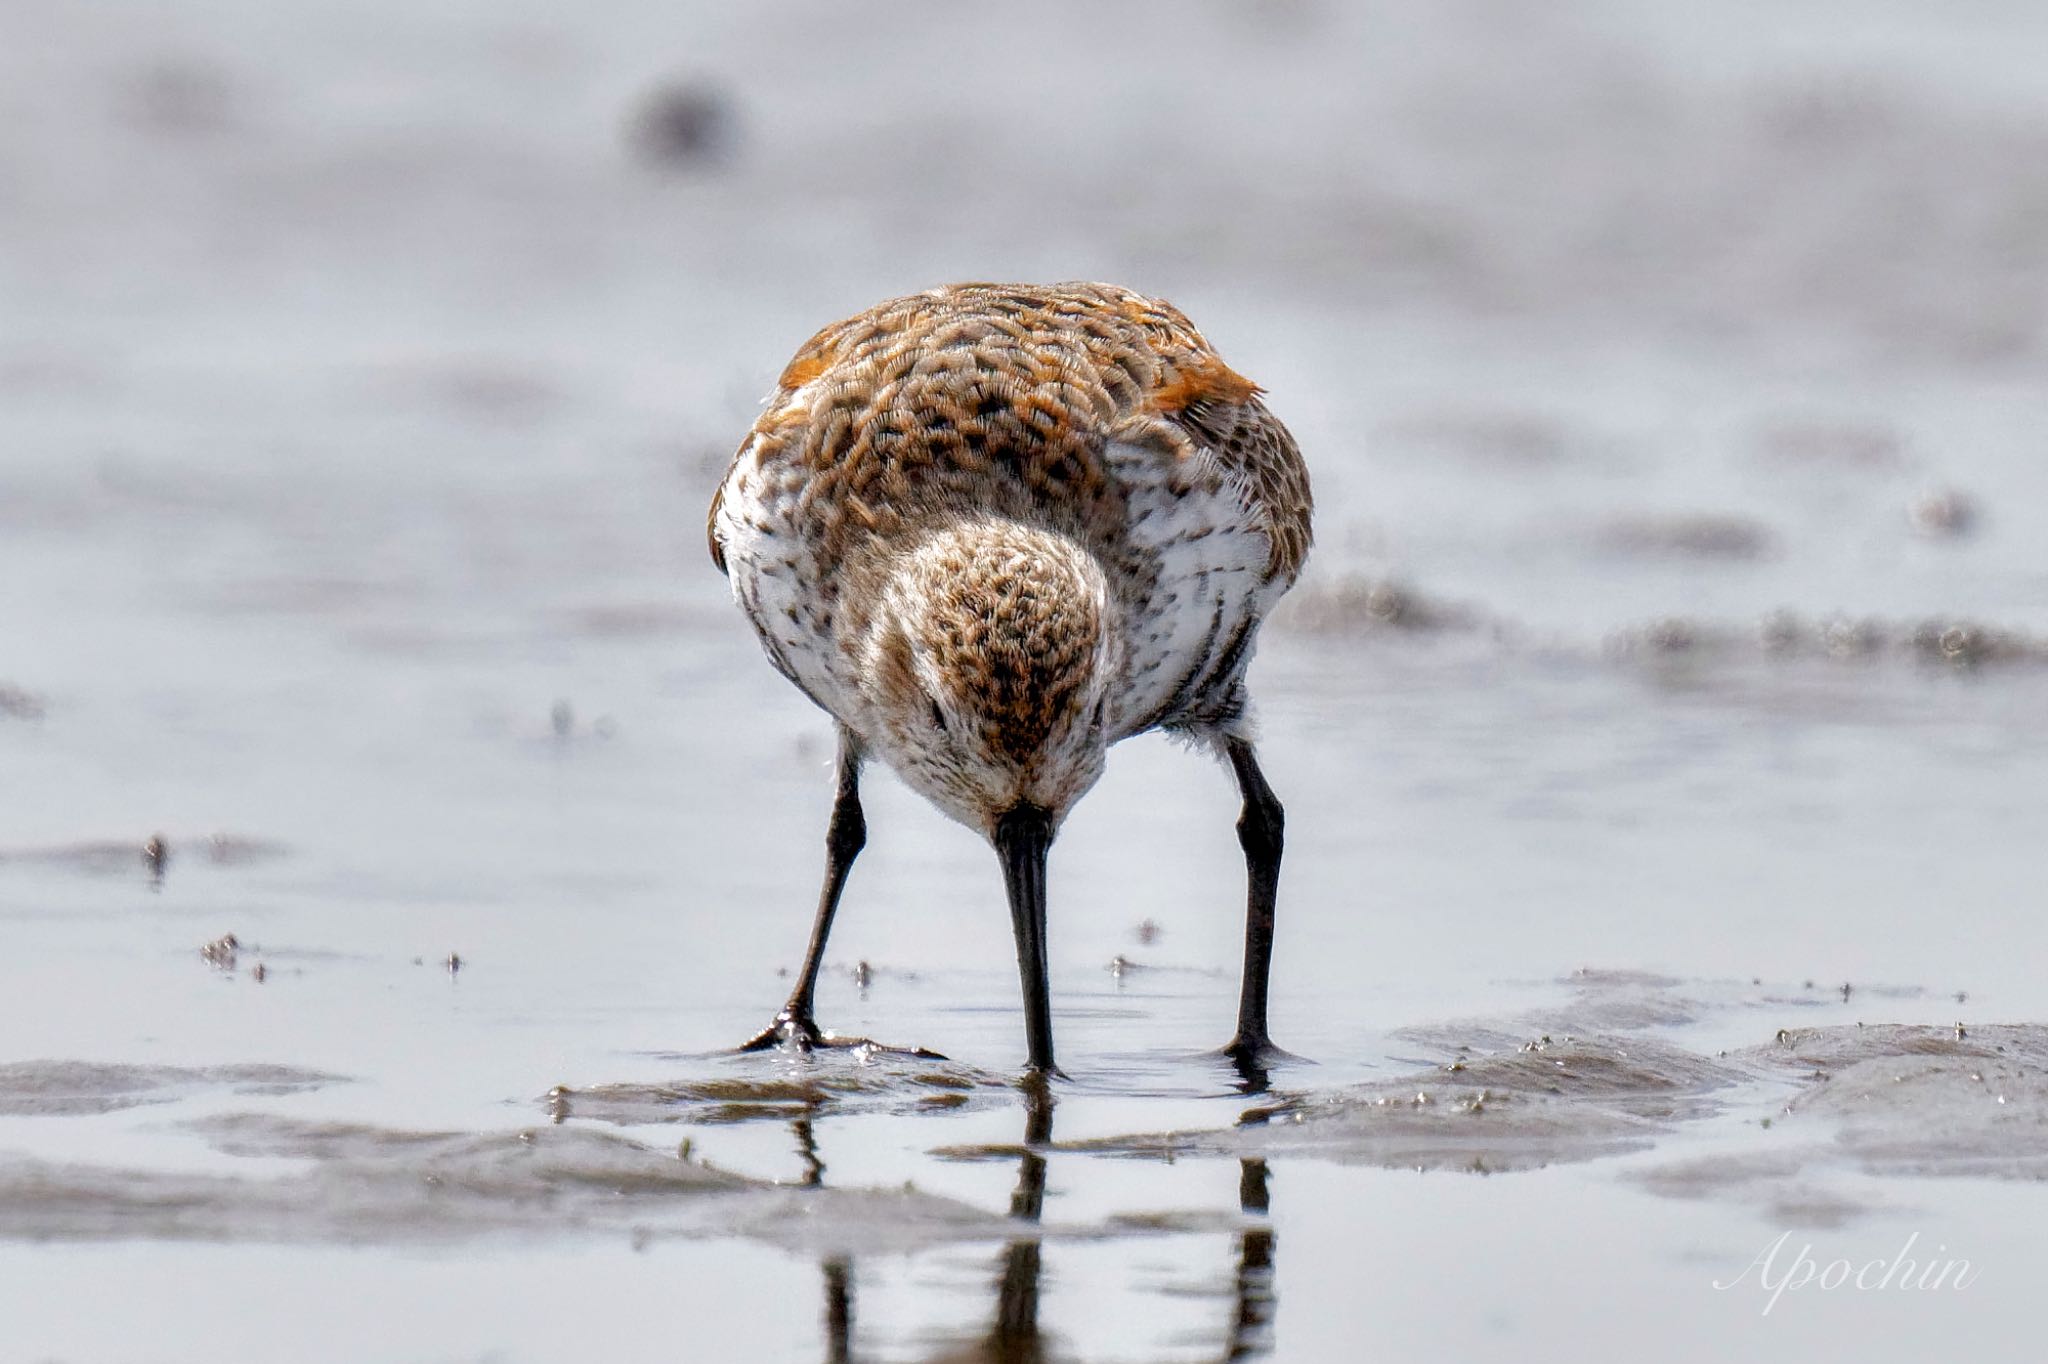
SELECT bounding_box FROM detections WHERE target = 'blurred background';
[4,2,2047,1359]
[9,0,2047,657]
[6,0,2044,993]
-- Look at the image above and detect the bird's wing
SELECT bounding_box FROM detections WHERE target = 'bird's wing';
[1047,285,1310,587]
[710,283,1314,586]
[1165,393,1314,588]
[706,312,859,575]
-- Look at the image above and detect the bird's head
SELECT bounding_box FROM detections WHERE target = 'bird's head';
[853,516,1120,1074]
[856,519,1120,841]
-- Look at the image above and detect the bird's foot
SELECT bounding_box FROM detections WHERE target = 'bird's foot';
[736,1007,827,1053]
[1216,1034,1307,1091]
[736,1008,946,1060]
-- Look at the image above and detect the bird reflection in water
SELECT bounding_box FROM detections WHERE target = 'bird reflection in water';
[984,1079,1054,1363]
[1227,1157,1277,1359]
[809,1080,1278,1361]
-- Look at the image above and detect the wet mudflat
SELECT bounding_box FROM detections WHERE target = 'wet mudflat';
[6,0,2048,1359]
[3,969,2046,1361]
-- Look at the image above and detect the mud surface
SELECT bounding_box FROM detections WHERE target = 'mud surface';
[5,1,2046,1360]
[3,976,2045,1359]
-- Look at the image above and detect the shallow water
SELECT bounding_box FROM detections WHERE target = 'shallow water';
[5,1,2047,1359]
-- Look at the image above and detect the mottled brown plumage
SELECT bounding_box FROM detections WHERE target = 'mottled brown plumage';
[710,281,1310,583]
[709,281,1312,1075]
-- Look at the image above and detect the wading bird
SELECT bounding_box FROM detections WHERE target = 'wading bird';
[709,282,1311,1076]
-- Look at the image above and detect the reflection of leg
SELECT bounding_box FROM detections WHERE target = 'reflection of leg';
[1008,1151,1048,1222]
[1226,1158,1277,1361]
[992,1241,1044,1359]
[805,1121,854,1362]
[793,1114,825,1188]
[821,1256,853,1364]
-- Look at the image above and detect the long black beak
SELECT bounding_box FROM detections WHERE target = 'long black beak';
[993,803,1057,1075]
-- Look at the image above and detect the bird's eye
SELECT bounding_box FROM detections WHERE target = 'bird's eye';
[928,698,947,732]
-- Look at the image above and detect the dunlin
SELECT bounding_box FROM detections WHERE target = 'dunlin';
[710,282,1312,1076]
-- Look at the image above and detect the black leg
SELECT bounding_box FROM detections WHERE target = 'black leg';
[1222,737,1286,1072]
[739,733,867,1052]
